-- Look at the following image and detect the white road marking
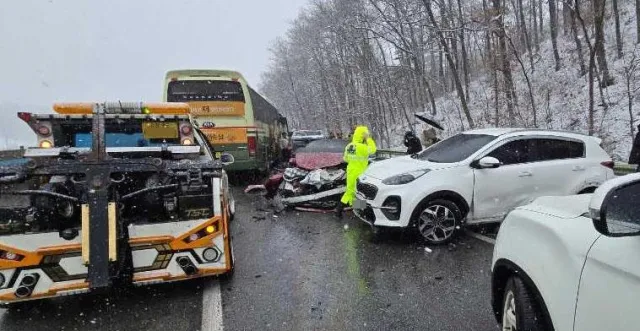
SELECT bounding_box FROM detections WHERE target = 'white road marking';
[465,231,496,245]
[201,280,224,331]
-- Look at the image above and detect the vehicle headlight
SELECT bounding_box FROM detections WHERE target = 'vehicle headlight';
[382,169,430,185]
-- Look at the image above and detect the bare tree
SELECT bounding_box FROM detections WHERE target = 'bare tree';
[549,0,562,71]
[637,0,640,44]
[612,0,623,59]
[622,47,640,137]
[593,0,614,86]
[422,0,475,128]
[565,0,586,76]
[491,0,516,125]
[532,0,539,50]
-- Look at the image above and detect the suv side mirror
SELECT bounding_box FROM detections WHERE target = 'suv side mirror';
[472,156,501,169]
[220,153,235,166]
[590,173,640,237]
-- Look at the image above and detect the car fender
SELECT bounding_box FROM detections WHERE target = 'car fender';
[401,166,474,224]
[491,207,600,331]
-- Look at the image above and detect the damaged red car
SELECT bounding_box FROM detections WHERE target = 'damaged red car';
[246,139,348,210]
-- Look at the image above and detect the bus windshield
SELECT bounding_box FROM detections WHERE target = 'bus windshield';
[167,80,245,102]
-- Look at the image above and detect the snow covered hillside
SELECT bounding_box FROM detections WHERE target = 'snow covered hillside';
[396,1,640,161]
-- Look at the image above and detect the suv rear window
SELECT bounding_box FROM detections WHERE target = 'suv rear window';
[487,137,585,165]
[532,138,585,161]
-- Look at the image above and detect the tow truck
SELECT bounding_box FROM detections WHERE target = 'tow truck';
[0,102,236,307]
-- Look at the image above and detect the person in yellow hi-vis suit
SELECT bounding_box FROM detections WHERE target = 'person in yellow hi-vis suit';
[336,126,377,218]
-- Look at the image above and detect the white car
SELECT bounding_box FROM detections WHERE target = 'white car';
[354,128,615,244]
[491,173,640,331]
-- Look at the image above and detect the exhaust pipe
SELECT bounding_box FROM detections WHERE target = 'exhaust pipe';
[20,274,40,287]
[15,286,32,298]
[177,257,198,276]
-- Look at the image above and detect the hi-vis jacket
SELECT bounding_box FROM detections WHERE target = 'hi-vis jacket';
[341,126,377,205]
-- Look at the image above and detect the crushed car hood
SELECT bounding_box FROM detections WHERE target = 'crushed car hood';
[295,152,344,170]
[518,194,592,219]
[365,155,457,179]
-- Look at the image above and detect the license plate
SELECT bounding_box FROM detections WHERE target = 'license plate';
[202,128,247,145]
[142,122,179,139]
[353,199,367,210]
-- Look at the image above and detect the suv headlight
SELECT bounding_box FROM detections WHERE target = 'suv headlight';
[382,169,431,185]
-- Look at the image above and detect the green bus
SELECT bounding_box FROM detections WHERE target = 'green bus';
[163,69,288,172]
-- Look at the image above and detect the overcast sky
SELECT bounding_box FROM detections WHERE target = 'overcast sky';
[0,0,306,148]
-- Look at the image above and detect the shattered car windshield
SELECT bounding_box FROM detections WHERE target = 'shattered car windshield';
[417,134,496,163]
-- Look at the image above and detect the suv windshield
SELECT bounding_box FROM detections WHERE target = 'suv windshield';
[417,133,496,163]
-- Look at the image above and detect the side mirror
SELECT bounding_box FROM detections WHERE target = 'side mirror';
[590,173,640,237]
[220,153,235,166]
[473,156,501,169]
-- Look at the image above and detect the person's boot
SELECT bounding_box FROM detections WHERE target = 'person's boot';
[335,202,345,219]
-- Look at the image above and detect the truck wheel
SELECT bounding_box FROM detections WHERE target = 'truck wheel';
[501,276,549,331]
[414,199,461,245]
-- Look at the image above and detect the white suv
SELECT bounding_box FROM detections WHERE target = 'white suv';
[491,173,640,331]
[354,128,615,244]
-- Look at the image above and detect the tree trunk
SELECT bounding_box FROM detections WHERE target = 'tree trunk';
[549,0,562,71]
[492,0,516,126]
[593,0,614,86]
[612,0,623,58]
[532,0,539,50]
[456,0,471,100]
[628,79,636,138]
[562,1,571,35]
[569,0,587,76]
[517,0,534,71]
[575,0,597,135]
[423,0,475,128]
[507,34,537,127]
[637,0,640,44]
[539,0,544,37]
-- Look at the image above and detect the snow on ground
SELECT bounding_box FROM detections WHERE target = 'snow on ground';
[390,1,639,161]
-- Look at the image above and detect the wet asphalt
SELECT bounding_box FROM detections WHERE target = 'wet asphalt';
[0,187,499,331]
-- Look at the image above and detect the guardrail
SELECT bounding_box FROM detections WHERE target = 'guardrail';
[376,149,637,176]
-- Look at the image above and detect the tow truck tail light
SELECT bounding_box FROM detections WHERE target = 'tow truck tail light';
[601,161,615,169]
[183,222,219,243]
[180,124,193,135]
[37,125,51,136]
[247,136,257,157]
[39,140,53,148]
[0,250,25,261]
[17,112,32,123]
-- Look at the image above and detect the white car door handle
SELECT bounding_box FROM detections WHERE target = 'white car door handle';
[572,166,586,171]
[519,171,533,177]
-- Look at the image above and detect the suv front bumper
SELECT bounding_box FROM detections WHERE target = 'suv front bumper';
[352,176,413,228]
